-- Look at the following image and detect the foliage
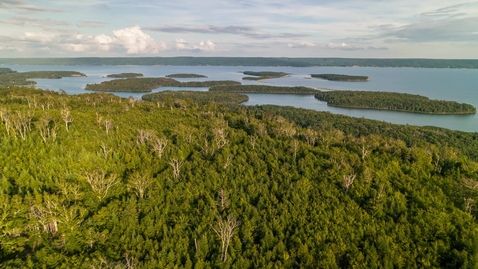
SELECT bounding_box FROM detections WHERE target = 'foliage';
[210,85,319,94]
[106,73,143,78]
[142,90,249,105]
[0,70,86,87]
[315,90,476,114]
[311,74,370,81]
[166,74,207,78]
[85,78,241,92]
[1,86,478,268]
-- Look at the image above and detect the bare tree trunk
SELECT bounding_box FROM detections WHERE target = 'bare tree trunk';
[211,215,240,262]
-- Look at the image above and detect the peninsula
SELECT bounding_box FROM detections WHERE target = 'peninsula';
[311,74,370,82]
[85,77,240,92]
[315,90,476,114]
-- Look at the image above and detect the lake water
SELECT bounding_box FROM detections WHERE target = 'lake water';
[3,65,478,132]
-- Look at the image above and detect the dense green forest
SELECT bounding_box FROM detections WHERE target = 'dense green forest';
[311,74,370,82]
[85,78,240,92]
[2,57,478,68]
[242,71,288,81]
[106,73,143,78]
[209,85,319,94]
[166,74,208,78]
[142,91,249,105]
[1,86,478,268]
[0,70,86,87]
[315,90,477,114]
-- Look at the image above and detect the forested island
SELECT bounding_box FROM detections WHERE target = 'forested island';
[1,86,478,268]
[85,78,240,92]
[210,85,319,94]
[142,90,248,105]
[311,74,370,81]
[166,74,207,78]
[0,68,86,87]
[242,71,288,81]
[315,90,477,114]
[106,73,143,78]
[2,57,478,68]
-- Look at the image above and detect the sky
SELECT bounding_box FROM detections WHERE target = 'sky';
[0,0,477,58]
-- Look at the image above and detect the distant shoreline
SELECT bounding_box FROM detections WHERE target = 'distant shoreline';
[1,57,478,69]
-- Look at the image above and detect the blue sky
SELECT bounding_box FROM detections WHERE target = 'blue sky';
[0,0,477,58]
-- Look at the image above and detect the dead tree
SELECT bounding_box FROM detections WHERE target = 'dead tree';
[249,135,257,149]
[84,170,118,201]
[169,159,184,179]
[223,155,232,169]
[100,143,109,159]
[151,137,167,159]
[213,127,228,150]
[342,174,356,192]
[217,189,230,211]
[302,128,317,146]
[463,178,478,190]
[0,108,11,136]
[104,119,114,134]
[137,129,155,144]
[211,215,240,262]
[465,198,474,214]
[61,108,73,132]
[127,171,153,199]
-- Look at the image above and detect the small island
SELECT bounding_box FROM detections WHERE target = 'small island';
[106,73,143,78]
[311,74,370,82]
[85,77,241,92]
[0,69,86,87]
[242,71,288,81]
[315,90,477,114]
[142,90,249,105]
[166,73,207,78]
[210,85,319,94]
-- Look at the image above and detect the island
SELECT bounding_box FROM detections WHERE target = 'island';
[314,90,477,114]
[166,73,207,78]
[85,77,241,92]
[142,90,249,105]
[0,69,86,87]
[311,74,370,82]
[106,73,143,78]
[242,71,288,81]
[210,85,319,94]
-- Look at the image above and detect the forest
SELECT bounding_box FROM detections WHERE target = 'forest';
[106,73,144,78]
[1,57,478,68]
[166,74,208,78]
[0,69,86,87]
[314,90,477,114]
[141,91,249,105]
[85,78,240,92]
[311,74,370,82]
[1,86,478,268]
[209,85,319,94]
[242,71,288,81]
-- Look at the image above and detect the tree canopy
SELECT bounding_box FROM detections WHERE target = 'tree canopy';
[0,86,478,268]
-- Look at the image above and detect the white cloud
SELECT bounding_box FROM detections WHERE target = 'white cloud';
[194,40,215,51]
[113,26,166,54]
[288,41,316,48]
[328,42,348,49]
[175,39,216,52]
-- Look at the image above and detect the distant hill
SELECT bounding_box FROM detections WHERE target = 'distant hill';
[1,57,478,68]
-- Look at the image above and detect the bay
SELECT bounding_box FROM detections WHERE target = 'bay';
[2,64,478,132]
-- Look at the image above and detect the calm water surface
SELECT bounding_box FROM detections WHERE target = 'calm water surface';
[3,65,478,132]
